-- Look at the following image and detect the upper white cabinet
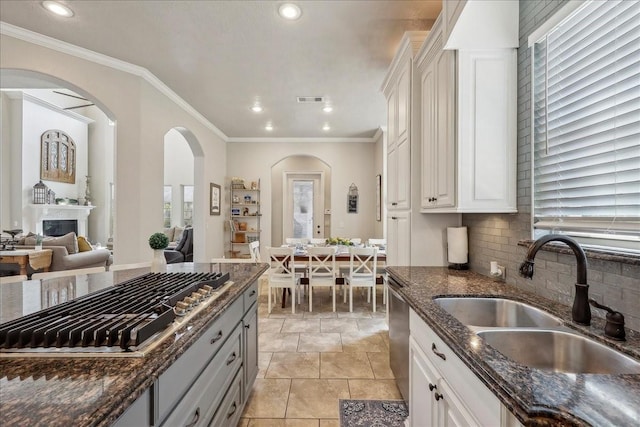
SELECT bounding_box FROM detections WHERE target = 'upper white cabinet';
[382,32,427,211]
[418,11,518,213]
[443,0,519,49]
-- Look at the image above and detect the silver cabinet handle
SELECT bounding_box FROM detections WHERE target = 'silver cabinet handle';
[431,343,446,361]
[185,407,200,427]
[210,330,223,345]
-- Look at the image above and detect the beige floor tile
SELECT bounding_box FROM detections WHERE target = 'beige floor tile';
[257,352,273,379]
[304,310,338,319]
[319,420,340,427]
[348,379,402,400]
[320,318,359,333]
[378,331,390,349]
[242,378,291,418]
[336,311,372,319]
[320,352,374,379]
[367,352,395,379]
[281,318,321,333]
[298,333,342,352]
[266,352,320,378]
[356,318,388,333]
[259,318,285,333]
[248,419,319,427]
[238,418,250,427]
[340,331,386,353]
[259,332,300,352]
[286,379,350,419]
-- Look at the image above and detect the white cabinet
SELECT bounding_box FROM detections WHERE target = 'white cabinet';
[418,14,518,213]
[387,211,410,266]
[409,309,522,427]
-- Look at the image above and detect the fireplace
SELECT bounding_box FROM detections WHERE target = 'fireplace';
[43,219,78,237]
[28,204,95,238]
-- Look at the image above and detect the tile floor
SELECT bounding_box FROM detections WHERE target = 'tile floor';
[238,281,401,427]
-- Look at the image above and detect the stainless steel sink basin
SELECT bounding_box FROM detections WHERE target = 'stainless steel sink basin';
[434,297,563,328]
[477,329,640,374]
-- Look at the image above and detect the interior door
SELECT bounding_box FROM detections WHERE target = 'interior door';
[283,172,324,240]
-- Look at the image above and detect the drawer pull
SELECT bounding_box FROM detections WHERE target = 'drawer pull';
[434,392,444,401]
[431,343,446,361]
[244,323,251,329]
[226,351,237,365]
[429,383,437,391]
[185,407,200,427]
[249,290,256,297]
[210,331,223,345]
[227,402,237,419]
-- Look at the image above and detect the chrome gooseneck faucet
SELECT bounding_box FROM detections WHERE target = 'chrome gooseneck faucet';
[519,235,591,326]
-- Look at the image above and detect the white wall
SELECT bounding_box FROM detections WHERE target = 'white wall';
[227,140,379,253]
[1,34,227,263]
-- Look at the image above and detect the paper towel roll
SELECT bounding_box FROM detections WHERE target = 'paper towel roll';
[447,227,468,264]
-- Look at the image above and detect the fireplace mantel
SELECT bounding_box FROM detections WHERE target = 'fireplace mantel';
[28,204,95,237]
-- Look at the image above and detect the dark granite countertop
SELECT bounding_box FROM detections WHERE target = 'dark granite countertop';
[0,262,268,427]
[387,267,640,427]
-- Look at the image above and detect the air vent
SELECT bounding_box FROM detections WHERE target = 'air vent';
[297,96,325,103]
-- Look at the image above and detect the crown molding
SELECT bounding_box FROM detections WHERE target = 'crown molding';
[0,22,228,142]
[227,135,380,144]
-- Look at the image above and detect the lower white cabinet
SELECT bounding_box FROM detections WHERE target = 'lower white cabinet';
[387,211,411,266]
[409,309,521,427]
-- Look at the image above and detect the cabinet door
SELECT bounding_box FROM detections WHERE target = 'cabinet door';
[437,379,479,427]
[397,61,411,143]
[387,143,399,209]
[396,135,411,210]
[388,211,410,266]
[242,304,258,402]
[409,338,438,427]
[387,89,398,152]
[433,49,456,208]
[420,59,437,208]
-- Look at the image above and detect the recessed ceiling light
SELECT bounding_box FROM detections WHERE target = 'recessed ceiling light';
[322,123,331,131]
[279,3,302,20]
[322,105,333,113]
[42,1,74,17]
[251,104,263,113]
[265,123,274,131]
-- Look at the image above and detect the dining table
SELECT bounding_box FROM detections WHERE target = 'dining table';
[276,245,386,308]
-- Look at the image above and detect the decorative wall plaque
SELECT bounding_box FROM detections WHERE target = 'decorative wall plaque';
[41,130,76,184]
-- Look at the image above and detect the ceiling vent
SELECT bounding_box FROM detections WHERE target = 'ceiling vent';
[297,96,325,103]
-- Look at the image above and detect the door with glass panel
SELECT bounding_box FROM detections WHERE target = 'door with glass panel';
[283,173,324,241]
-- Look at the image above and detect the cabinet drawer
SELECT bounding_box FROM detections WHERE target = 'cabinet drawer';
[209,369,243,427]
[158,296,243,422]
[410,309,500,426]
[160,323,243,427]
[243,280,258,312]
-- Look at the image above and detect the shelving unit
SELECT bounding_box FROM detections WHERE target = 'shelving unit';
[228,178,261,258]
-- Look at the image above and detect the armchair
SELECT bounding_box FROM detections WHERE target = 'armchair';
[164,227,193,264]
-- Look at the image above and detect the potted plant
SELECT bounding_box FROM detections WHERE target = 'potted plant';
[149,232,169,272]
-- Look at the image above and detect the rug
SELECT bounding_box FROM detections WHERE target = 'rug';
[339,399,409,427]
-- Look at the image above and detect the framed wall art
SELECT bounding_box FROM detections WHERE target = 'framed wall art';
[41,130,76,183]
[210,183,221,216]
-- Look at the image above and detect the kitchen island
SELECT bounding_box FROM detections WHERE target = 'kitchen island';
[0,262,268,427]
[388,267,640,426]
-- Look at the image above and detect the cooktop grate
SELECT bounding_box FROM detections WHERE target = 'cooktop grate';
[0,271,229,352]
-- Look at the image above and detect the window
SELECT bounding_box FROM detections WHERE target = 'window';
[182,185,194,227]
[531,0,640,253]
[163,186,172,228]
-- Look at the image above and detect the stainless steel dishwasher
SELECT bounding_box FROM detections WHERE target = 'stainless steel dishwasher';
[389,278,409,405]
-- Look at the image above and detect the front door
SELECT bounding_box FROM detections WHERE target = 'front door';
[283,172,324,240]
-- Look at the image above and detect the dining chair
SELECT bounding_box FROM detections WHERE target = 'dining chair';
[344,246,378,312]
[248,240,262,262]
[367,238,388,305]
[349,238,362,245]
[284,237,309,296]
[32,266,106,279]
[307,246,337,312]
[309,238,326,246]
[0,275,28,284]
[267,247,298,314]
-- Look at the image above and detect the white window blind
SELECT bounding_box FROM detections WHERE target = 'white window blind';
[532,0,640,253]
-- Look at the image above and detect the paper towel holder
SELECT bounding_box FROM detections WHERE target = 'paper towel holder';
[447,226,469,270]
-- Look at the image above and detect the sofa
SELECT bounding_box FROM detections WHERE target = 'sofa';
[10,232,112,274]
[163,226,186,250]
[164,227,193,264]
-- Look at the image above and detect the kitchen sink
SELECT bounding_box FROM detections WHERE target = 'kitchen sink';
[434,297,563,328]
[477,329,640,374]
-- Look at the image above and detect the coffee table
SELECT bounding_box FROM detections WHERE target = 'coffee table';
[0,249,53,277]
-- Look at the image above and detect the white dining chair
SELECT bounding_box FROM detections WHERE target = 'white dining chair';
[367,238,387,305]
[248,240,262,262]
[0,275,28,284]
[307,246,337,312]
[267,247,298,314]
[32,266,106,279]
[349,238,362,245]
[309,238,326,246]
[344,246,378,312]
[284,238,309,295]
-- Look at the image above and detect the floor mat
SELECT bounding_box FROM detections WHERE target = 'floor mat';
[339,399,409,427]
